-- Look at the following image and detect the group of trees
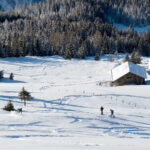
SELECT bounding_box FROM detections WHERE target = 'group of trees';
[0,71,14,80]
[1,0,149,27]
[0,0,149,59]
[124,50,141,64]
[3,87,32,111]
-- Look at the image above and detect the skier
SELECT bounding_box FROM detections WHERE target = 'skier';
[100,106,104,115]
[110,109,115,117]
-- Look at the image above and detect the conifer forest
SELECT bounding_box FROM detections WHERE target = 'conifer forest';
[0,0,149,58]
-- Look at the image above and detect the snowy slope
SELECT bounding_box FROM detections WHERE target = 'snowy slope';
[0,55,150,150]
[0,0,42,10]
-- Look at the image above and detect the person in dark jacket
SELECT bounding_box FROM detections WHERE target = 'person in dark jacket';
[100,106,104,115]
[110,109,115,117]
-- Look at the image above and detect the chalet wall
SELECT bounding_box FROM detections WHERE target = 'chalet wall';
[113,73,145,86]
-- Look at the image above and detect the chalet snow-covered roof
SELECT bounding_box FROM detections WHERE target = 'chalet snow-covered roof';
[111,62,147,81]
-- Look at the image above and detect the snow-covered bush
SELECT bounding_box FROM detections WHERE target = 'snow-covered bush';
[3,100,15,111]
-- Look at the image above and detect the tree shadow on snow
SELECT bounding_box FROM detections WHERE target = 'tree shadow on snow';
[0,78,26,83]
[146,80,150,85]
[0,95,23,104]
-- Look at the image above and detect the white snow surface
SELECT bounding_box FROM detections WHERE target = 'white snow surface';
[0,55,150,150]
[112,62,147,81]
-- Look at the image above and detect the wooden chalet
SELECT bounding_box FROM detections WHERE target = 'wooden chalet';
[111,62,147,86]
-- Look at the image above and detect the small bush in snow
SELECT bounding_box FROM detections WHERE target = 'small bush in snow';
[17,108,22,113]
[95,53,100,61]
[108,55,114,62]
[9,73,14,80]
[3,100,15,111]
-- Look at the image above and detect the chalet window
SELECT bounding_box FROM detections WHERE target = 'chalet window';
[127,76,132,79]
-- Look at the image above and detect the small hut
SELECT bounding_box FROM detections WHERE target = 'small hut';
[111,62,147,86]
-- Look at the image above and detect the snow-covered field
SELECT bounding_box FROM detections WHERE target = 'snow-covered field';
[0,55,150,150]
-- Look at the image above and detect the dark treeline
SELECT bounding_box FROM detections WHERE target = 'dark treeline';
[0,0,149,58]
[0,11,26,23]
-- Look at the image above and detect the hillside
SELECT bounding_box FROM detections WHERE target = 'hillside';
[0,0,149,27]
[103,0,150,26]
[0,55,150,149]
[0,0,149,59]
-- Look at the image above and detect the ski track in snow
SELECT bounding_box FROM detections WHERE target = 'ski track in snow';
[0,55,150,149]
